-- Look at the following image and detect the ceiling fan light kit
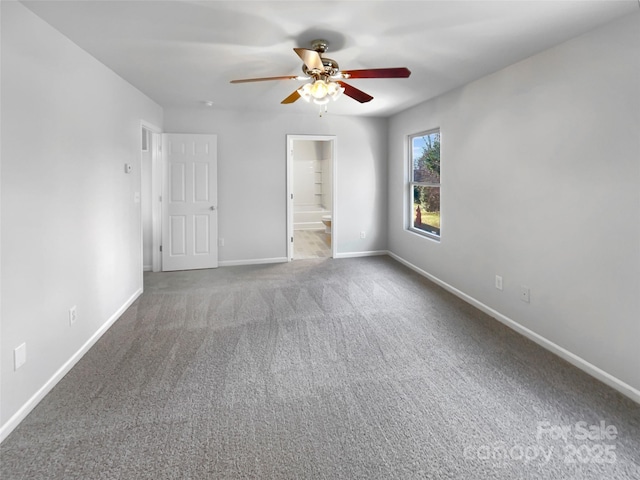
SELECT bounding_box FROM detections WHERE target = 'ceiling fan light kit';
[230,39,411,115]
[298,79,344,104]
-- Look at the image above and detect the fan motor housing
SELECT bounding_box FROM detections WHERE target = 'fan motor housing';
[311,39,329,53]
[302,57,340,78]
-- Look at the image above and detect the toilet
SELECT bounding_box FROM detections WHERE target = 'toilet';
[321,215,332,246]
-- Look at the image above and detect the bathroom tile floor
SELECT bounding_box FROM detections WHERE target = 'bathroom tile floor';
[294,229,331,259]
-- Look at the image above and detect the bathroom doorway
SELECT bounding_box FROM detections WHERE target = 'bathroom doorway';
[286,135,336,261]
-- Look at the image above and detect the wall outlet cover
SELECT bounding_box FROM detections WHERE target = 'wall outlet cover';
[521,286,530,303]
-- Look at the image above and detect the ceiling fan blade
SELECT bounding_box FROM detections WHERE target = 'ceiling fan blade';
[230,75,299,84]
[337,81,373,103]
[281,89,301,104]
[294,48,325,72]
[340,67,411,79]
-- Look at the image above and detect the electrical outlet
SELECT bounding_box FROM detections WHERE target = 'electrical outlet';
[360,231,366,239]
[495,275,503,291]
[520,286,530,303]
[218,238,224,247]
[14,343,26,371]
[69,306,77,325]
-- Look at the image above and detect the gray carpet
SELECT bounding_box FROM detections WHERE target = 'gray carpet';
[1,256,639,479]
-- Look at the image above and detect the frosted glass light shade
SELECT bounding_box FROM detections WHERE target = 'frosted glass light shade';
[297,79,345,107]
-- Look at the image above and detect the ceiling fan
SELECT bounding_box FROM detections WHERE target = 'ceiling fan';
[230,39,411,110]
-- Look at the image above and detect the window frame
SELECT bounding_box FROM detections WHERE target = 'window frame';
[408,128,441,241]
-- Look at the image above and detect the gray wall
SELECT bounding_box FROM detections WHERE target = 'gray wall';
[1,2,163,434]
[163,109,389,261]
[388,12,640,395]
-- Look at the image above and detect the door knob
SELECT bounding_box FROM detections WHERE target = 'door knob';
[210,206,216,211]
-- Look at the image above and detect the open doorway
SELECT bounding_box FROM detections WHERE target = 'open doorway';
[141,122,162,272]
[287,135,337,261]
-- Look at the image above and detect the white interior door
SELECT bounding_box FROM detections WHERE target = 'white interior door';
[162,133,218,271]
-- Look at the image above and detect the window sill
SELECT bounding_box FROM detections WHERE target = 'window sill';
[408,227,441,243]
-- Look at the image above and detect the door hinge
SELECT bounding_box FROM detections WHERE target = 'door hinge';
[291,193,293,200]
[291,237,294,243]
[160,245,163,252]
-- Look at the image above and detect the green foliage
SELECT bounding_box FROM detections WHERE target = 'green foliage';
[421,187,440,213]
[413,132,440,212]
[418,133,440,177]
[413,134,440,180]
[414,205,441,229]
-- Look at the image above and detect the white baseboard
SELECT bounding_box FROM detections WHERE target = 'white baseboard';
[0,288,144,443]
[334,250,388,259]
[218,257,288,267]
[387,251,640,405]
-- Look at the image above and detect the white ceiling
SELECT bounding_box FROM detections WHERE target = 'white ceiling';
[21,0,638,117]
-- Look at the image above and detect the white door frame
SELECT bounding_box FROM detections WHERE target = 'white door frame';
[140,120,163,273]
[286,134,337,261]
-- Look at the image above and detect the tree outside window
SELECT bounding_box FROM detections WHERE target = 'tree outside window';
[409,129,440,239]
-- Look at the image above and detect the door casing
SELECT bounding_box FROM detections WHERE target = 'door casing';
[141,120,162,273]
[286,134,337,261]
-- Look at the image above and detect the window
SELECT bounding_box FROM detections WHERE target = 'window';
[409,129,440,239]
